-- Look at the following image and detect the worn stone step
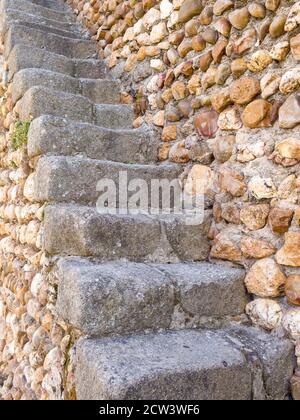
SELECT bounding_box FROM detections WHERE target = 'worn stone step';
[12,69,120,105]
[18,87,134,129]
[0,0,74,22]
[44,204,212,262]
[8,45,108,81]
[4,24,96,59]
[33,156,182,206]
[25,0,69,11]
[75,327,294,400]
[0,9,82,38]
[57,257,247,337]
[28,116,158,164]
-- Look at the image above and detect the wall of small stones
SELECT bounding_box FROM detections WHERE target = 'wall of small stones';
[0,42,76,400]
[66,0,300,398]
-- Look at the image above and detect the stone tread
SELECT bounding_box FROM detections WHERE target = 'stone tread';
[0,8,82,37]
[18,86,134,129]
[44,204,212,262]
[0,0,75,22]
[75,327,295,400]
[57,257,247,336]
[33,156,182,205]
[4,24,96,59]
[12,68,121,104]
[8,45,109,80]
[28,116,159,164]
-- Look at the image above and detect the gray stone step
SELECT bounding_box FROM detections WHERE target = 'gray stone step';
[57,257,247,336]
[33,156,183,206]
[28,116,159,164]
[0,0,74,22]
[18,87,134,129]
[12,69,120,105]
[8,45,108,81]
[4,24,96,59]
[44,204,212,262]
[75,327,294,400]
[25,0,69,11]
[0,9,82,38]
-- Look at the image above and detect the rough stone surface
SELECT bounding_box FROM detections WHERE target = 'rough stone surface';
[245,258,286,298]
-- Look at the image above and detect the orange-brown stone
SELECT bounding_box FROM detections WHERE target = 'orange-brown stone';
[230,77,261,106]
[285,275,300,306]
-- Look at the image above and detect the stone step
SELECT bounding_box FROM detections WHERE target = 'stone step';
[4,24,96,60]
[12,69,120,105]
[44,204,212,262]
[28,116,159,164]
[32,156,182,206]
[0,0,74,22]
[8,45,108,81]
[25,0,69,11]
[18,87,134,129]
[57,257,247,337]
[75,327,294,400]
[0,9,82,38]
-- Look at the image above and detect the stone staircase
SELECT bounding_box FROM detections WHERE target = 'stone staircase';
[0,0,295,400]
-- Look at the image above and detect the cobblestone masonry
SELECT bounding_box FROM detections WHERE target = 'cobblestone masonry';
[0,0,298,400]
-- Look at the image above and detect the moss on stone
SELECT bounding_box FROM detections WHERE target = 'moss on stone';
[11,121,30,150]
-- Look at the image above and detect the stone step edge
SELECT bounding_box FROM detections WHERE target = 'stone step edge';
[56,257,247,337]
[74,326,295,400]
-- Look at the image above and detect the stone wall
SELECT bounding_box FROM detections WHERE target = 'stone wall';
[0,44,73,400]
[66,0,300,398]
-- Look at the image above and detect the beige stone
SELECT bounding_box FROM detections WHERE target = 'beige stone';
[178,39,193,57]
[260,73,280,99]
[242,99,272,129]
[247,50,272,73]
[279,94,300,129]
[231,58,248,78]
[171,81,187,101]
[248,176,277,199]
[265,0,280,11]
[213,0,233,16]
[214,17,231,38]
[233,28,257,55]
[282,309,300,340]
[199,6,213,24]
[248,3,266,19]
[286,275,300,306]
[245,258,286,298]
[240,204,270,231]
[219,168,246,197]
[291,34,300,60]
[269,208,294,234]
[215,63,231,85]
[187,74,201,95]
[246,299,282,331]
[191,34,206,52]
[178,0,203,23]
[276,138,300,160]
[241,237,276,259]
[229,7,250,30]
[160,0,174,19]
[270,41,290,61]
[276,232,300,267]
[213,135,236,163]
[150,22,167,44]
[185,165,214,195]
[280,69,300,95]
[153,111,165,127]
[218,107,242,131]
[221,203,240,224]
[230,77,261,106]
[169,141,190,163]
[285,1,300,32]
[210,233,242,262]
[269,15,287,38]
[210,88,232,113]
[162,125,177,142]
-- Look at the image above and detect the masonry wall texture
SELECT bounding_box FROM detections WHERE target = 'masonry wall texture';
[0,0,299,400]
[66,0,300,398]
